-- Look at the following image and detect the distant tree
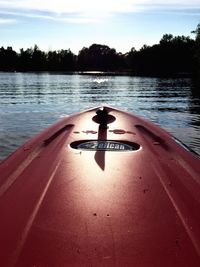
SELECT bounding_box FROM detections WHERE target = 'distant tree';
[77,44,123,71]
[0,27,199,75]
[77,47,89,70]
[18,48,34,71]
[0,46,18,71]
[47,50,60,71]
[59,49,76,71]
[140,44,151,51]
[159,34,173,45]
[192,23,200,76]
[125,47,137,72]
[126,33,195,76]
[31,45,46,71]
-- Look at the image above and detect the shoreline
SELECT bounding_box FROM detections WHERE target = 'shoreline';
[0,70,193,78]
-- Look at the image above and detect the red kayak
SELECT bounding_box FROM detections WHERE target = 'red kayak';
[0,105,200,267]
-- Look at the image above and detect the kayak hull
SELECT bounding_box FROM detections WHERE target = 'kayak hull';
[0,106,200,266]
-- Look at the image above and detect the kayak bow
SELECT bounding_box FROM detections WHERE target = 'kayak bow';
[0,105,200,267]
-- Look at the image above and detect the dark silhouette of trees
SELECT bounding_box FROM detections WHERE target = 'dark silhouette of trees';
[0,23,200,76]
[0,46,18,71]
[31,45,46,71]
[46,49,76,71]
[18,48,33,71]
[46,51,60,71]
[126,34,195,76]
[192,24,200,77]
[59,49,76,71]
[77,44,123,71]
[159,35,194,74]
[18,45,47,71]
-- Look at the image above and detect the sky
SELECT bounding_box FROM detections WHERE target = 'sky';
[0,0,200,54]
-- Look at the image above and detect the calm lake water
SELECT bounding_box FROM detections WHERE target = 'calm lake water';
[0,72,200,160]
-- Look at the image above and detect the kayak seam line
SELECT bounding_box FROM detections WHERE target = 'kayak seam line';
[153,165,200,259]
[172,153,200,186]
[0,146,43,198]
[10,160,61,267]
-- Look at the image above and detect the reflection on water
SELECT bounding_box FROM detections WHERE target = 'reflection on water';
[0,72,200,160]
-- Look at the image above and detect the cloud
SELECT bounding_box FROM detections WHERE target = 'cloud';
[0,0,136,13]
[0,10,101,24]
[0,18,16,24]
[0,0,199,24]
[1,0,199,13]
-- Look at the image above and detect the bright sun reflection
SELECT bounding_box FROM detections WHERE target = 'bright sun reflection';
[94,78,108,84]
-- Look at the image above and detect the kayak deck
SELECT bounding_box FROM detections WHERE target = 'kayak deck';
[0,106,200,266]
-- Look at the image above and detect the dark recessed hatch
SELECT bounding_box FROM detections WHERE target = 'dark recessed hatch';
[70,140,140,151]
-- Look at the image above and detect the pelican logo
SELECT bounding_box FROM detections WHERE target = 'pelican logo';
[71,140,140,151]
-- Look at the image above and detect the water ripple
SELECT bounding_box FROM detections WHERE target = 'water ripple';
[0,72,199,160]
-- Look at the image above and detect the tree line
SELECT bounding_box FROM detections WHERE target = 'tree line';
[0,24,200,76]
